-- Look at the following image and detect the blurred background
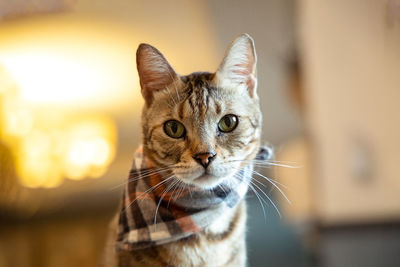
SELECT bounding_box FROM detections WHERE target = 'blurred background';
[0,0,399,266]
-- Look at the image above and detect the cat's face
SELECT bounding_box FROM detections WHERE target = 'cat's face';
[137,34,261,189]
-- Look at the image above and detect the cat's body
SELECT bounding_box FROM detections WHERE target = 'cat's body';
[105,34,262,267]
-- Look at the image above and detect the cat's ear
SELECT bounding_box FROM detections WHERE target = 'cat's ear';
[136,44,178,103]
[214,34,257,97]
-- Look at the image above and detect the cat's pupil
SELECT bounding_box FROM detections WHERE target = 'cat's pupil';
[171,122,178,133]
[224,117,231,127]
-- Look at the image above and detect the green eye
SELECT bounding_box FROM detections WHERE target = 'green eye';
[164,120,186,138]
[218,114,238,133]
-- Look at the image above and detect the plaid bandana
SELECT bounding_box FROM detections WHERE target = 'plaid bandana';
[116,146,269,251]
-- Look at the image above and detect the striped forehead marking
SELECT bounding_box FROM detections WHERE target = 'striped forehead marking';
[178,72,218,121]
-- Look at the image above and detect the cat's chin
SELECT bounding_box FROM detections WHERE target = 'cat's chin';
[174,165,240,189]
[182,173,230,189]
[192,174,220,188]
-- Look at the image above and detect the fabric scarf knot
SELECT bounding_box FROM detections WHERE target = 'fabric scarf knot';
[116,146,271,251]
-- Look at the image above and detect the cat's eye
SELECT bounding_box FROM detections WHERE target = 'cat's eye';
[164,120,186,139]
[218,114,238,133]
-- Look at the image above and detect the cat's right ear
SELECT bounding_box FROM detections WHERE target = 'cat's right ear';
[136,44,178,103]
[214,34,258,98]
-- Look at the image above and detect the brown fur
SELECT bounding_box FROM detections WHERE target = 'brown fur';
[104,34,261,267]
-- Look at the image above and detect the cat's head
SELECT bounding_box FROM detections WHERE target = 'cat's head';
[137,34,261,189]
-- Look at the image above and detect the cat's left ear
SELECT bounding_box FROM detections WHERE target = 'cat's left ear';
[214,34,257,98]
[136,43,179,104]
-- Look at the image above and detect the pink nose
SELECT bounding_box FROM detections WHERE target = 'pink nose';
[193,152,216,168]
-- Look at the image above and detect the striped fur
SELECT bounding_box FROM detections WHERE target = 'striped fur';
[105,34,262,267]
[141,70,262,189]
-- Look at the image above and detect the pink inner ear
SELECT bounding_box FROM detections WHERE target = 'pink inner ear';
[233,49,257,97]
[136,44,177,102]
[246,76,256,98]
[139,67,174,92]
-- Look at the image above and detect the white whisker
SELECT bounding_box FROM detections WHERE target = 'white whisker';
[123,175,176,213]
[218,184,228,196]
[111,166,174,190]
[166,68,180,103]
[251,177,268,188]
[250,180,281,218]
[252,160,300,169]
[174,181,187,201]
[227,159,300,169]
[164,86,177,106]
[253,170,291,204]
[167,180,183,208]
[154,178,180,229]
[246,181,267,222]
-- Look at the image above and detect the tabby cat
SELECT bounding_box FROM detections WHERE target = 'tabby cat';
[105,33,262,267]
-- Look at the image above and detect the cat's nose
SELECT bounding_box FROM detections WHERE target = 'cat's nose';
[193,152,216,169]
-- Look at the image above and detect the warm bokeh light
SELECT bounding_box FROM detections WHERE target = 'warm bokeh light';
[2,52,112,104]
[0,16,141,110]
[4,107,33,137]
[63,118,116,181]
[10,115,116,188]
[0,65,117,188]
[0,17,126,188]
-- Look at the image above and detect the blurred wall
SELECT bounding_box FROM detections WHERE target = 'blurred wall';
[299,0,400,224]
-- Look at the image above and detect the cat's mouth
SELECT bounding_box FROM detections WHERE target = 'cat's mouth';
[191,174,222,188]
[187,169,234,189]
[194,173,213,182]
[174,164,238,189]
